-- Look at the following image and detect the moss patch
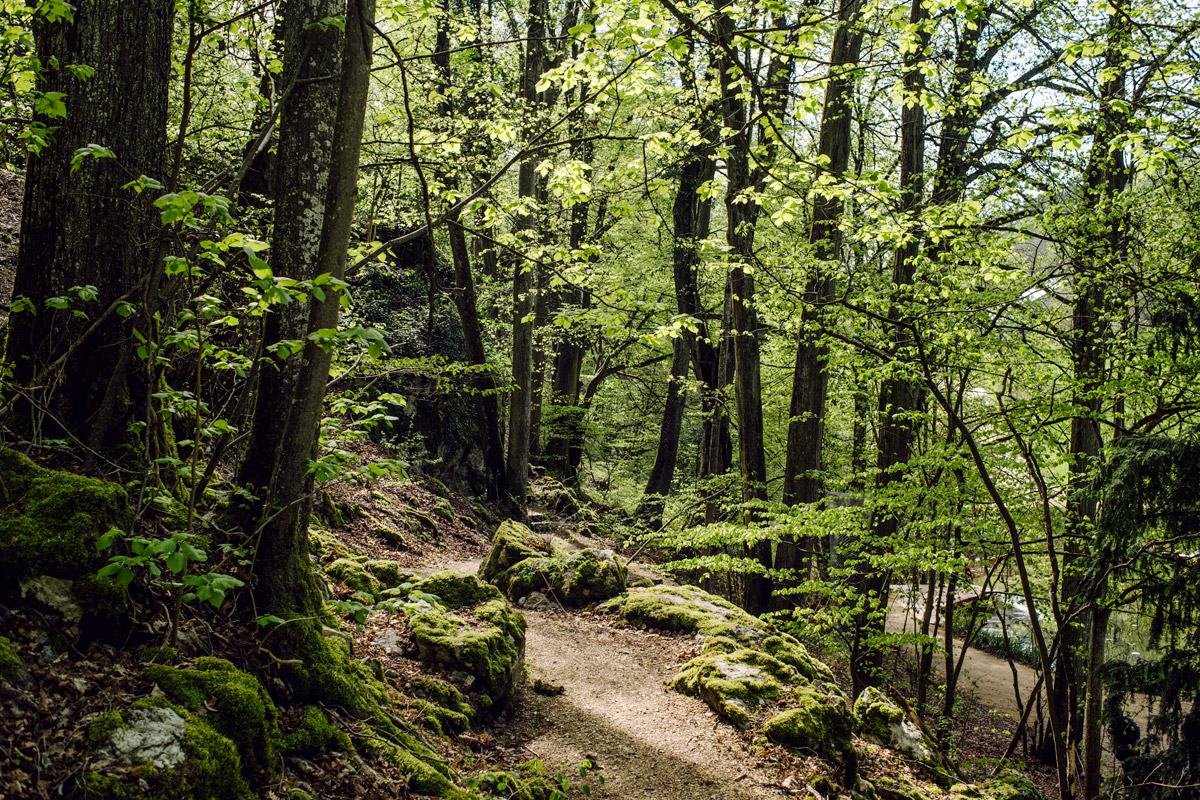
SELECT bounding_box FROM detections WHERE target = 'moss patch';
[478,520,545,583]
[599,584,761,636]
[365,559,415,588]
[950,773,1044,800]
[282,706,352,754]
[144,657,280,774]
[407,596,526,711]
[762,684,855,763]
[326,558,381,596]
[0,635,24,682]
[672,639,799,727]
[0,448,128,581]
[88,699,249,800]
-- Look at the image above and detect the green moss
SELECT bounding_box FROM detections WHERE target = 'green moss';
[494,555,564,600]
[599,584,761,636]
[415,570,503,609]
[282,706,353,754]
[762,685,855,763]
[672,641,796,727]
[0,636,23,682]
[407,597,525,711]
[71,574,129,626]
[433,499,455,522]
[94,698,250,800]
[762,634,835,683]
[854,686,906,744]
[410,675,473,720]
[144,658,280,774]
[309,526,354,561]
[366,559,414,588]
[951,773,1043,800]
[326,557,382,595]
[475,763,559,800]
[411,697,471,736]
[478,520,545,583]
[874,775,931,800]
[360,737,460,797]
[0,448,128,581]
[88,710,126,745]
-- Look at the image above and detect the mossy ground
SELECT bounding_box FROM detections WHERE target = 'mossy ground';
[0,635,24,682]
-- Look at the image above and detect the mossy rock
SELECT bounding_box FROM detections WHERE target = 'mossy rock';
[406,589,526,712]
[85,699,248,800]
[0,447,128,582]
[478,520,546,583]
[144,657,280,774]
[559,549,626,605]
[326,558,382,596]
[411,697,471,736]
[672,639,800,727]
[493,555,564,601]
[762,684,856,763]
[360,737,465,798]
[950,773,1044,800]
[270,617,386,710]
[282,706,352,754]
[874,775,932,800]
[762,634,836,684]
[854,687,954,786]
[410,675,474,720]
[365,559,416,589]
[415,570,505,609]
[0,635,31,686]
[599,584,762,636]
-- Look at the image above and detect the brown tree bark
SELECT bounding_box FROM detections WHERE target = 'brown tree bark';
[505,0,549,508]
[238,0,345,493]
[779,0,865,579]
[4,0,173,453]
[249,0,373,629]
[637,337,690,526]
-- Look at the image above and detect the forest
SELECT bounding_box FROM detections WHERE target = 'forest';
[0,0,1199,798]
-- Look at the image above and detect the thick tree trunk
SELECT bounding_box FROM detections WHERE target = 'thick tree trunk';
[5,0,173,452]
[779,0,865,580]
[238,0,345,493]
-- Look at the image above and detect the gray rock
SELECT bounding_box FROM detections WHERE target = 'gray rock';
[20,575,82,625]
[98,706,188,770]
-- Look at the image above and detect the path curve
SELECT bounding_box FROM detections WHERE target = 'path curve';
[519,610,784,800]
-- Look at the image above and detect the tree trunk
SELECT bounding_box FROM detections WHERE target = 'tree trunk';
[779,0,865,579]
[5,0,173,453]
[238,0,345,494]
[637,337,690,526]
[853,0,929,694]
[505,0,548,508]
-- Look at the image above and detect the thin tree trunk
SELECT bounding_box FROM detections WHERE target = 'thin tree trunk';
[638,337,690,526]
[505,0,548,508]
[853,0,928,694]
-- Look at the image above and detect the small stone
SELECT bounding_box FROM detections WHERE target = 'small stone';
[98,706,188,770]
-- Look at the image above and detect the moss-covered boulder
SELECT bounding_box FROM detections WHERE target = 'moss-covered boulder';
[599,584,762,636]
[405,572,526,713]
[762,684,855,763]
[326,557,381,596]
[560,549,626,605]
[85,699,248,800]
[672,638,801,727]
[854,687,954,786]
[950,773,1044,800]
[144,657,280,774]
[478,520,545,583]
[0,448,128,582]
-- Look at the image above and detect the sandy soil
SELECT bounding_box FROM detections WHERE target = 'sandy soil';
[519,610,786,800]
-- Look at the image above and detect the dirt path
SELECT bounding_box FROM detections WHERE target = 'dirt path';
[419,554,784,799]
[519,610,784,800]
